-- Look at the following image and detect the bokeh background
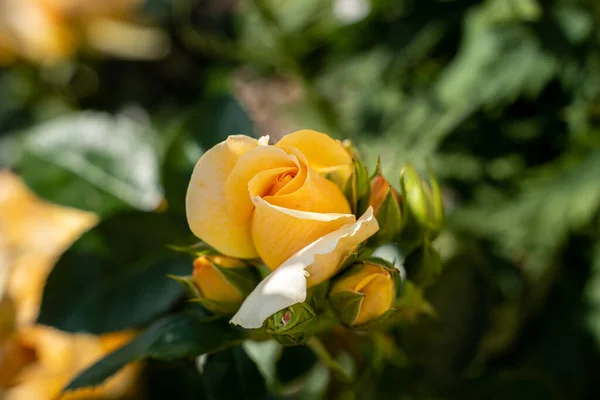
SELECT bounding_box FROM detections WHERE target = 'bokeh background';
[2,0,600,398]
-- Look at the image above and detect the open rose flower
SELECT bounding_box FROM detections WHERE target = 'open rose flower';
[186,130,379,328]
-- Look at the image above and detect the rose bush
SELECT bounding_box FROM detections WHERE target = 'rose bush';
[186,130,379,328]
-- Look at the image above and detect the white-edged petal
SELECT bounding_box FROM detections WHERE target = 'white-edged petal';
[230,207,379,329]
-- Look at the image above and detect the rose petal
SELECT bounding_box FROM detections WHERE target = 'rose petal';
[262,147,351,214]
[225,145,297,223]
[275,130,352,173]
[251,196,355,270]
[230,207,379,329]
[186,135,259,258]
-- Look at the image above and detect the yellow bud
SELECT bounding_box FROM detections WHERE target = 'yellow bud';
[367,174,402,246]
[192,255,245,311]
[330,263,395,326]
[369,175,391,214]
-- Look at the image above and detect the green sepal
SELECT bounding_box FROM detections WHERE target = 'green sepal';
[210,260,260,297]
[370,156,383,180]
[329,290,364,327]
[352,308,400,331]
[188,298,241,315]
[306,280,330,313]
[427,162,445,232]
[344,158,371,216]
[265,303,317,346]
[167,242,219,257]
[403,240,442,288]
[354,281,436,330]
[393,281,437,322]
[370,188,403,247]
[167,275,201,299]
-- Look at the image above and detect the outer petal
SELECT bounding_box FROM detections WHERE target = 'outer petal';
[251,197,355,270]
[186,135,259,258]
[355,273,394,325]
[230,207,379,329]
[275,130,352,173]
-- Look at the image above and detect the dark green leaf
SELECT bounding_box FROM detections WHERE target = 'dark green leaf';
[64,308,247,392]
[18,112,164,216]
[38,211,193,333]
[203,346,267,400]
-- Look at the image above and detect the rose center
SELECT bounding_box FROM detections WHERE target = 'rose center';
[266,171,296,196]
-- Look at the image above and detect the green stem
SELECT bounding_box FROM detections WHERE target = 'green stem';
[306,337,353,383]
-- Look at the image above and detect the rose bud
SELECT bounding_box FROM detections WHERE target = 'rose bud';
[265,303,317,346]
[368,174,402,247]
[329,261,400,327]
[400,163,444,238]
[190,255,259,314]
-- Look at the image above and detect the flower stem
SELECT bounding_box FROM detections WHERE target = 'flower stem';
[306,337,354,383]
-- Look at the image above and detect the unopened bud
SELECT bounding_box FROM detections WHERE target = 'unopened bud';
[172,255,259,315]
[368,175,402,246]
[329,261,401,327]
[265,303,317,346]
[400,163,444,237]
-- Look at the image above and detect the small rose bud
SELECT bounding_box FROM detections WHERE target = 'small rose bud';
[368,175,402,246]
[265,303,317,346]
[400,163,444,238]
[329,261,399,327]
[190,255,259,314]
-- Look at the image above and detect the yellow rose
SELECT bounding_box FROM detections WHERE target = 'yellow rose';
[192,255,258,314]
[187,130,380,329]
[186,130,361,286]
[330,262,395,326]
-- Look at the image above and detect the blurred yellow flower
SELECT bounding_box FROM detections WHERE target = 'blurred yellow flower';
[0,171,97,327]
[0,0,168,65]
[1,327,139,400]
[0,171,139,399]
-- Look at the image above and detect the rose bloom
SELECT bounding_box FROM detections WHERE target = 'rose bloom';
[186,130,379,328]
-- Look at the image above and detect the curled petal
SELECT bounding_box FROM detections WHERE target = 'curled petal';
[275,130,352,173]
[186,135,259,258]
[230,207,379,329]
[251,197,354,270]
[225,145,297,223]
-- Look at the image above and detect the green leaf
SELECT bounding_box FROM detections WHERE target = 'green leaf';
[64,308,247,392]
[17,112,164,216]
[37,211,193,333]
[202,346,267,400]
[243,340,282,390]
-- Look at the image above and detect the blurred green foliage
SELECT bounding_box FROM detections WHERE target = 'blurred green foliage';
[3,0,600,398]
